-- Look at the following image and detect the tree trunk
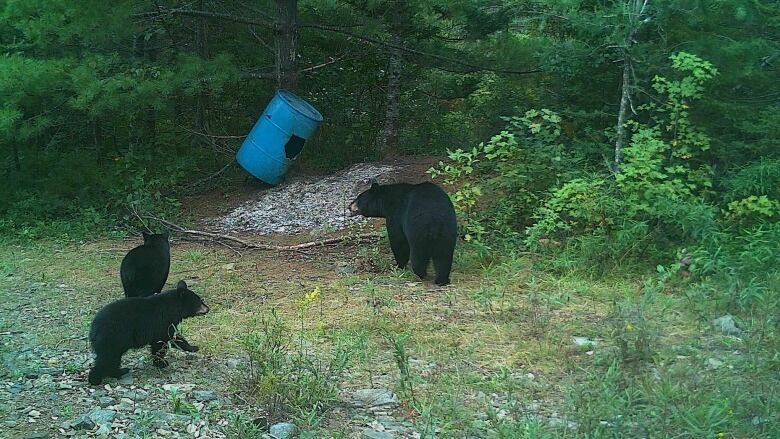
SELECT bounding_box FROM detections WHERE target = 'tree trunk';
[613,0,650,171]
[275,0,298,90]
[614,54,631,171]
[196,0,210,134]
[376,5,404,156]
[376,37,402,155]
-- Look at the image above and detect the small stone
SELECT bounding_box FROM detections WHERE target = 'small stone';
[335,263,357,275]
[124,389,148,401]
[352,389,399,408]
[8,383,23,394]
[270,422,297,439]
[225,357,242,369]
[117,373,133,385]
[361,429,395,439]
[573,337,597,347]
[97,396,115,406]
[63,414,94,430]
[712,315,742,336]
[96,424,111,437]
[162,383,194,392]
[23,433,50,439]
[376,416,409,433]
[706,358,724,369]
[38,367,64,376]
[89,409,116,426]
[547,416,578,429]
[192,390,218,402]
[27,409,41,418]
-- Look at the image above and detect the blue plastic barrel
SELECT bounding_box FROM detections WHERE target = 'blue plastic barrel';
[236,89,324,185]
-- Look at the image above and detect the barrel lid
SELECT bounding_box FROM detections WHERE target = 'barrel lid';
[277,89,324,122]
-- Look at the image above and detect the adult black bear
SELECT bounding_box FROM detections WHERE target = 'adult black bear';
[87,281,209,385]
[120,232,170,298]
[349,182,457,285]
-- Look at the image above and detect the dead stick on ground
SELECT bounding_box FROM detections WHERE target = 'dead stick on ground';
[143,215,381,251]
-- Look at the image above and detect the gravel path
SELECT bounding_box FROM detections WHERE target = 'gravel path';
[210,163,398,235]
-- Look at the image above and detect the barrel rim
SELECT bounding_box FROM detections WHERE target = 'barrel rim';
[276,89,324,122]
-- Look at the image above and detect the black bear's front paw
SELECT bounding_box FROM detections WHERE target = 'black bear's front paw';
[185,344,200,353]
[152,357,169,368]
[115,368,131,377]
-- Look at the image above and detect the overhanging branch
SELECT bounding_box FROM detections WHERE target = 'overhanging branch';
[135,8,542,76]
[299,22,541,75]
[134,8,274,29]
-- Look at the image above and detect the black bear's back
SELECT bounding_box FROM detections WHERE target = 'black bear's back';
[120,244,170,298]
[401,183,457,241]
[90,298,153,351]
[90,294,181,352]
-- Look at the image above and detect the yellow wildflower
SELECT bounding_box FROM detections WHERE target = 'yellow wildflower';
[298,286,321,309]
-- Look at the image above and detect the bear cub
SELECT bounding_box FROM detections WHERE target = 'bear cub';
[120,231,170,298]
[119,231,197,352]
[349,182,457,285]
[87,280,209,385]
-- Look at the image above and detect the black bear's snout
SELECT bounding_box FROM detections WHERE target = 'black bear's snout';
[196,303,209,316]
[348,202,361,216]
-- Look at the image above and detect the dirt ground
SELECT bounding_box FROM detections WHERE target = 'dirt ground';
[0,157,715,438]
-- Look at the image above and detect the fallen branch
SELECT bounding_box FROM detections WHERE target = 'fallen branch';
[143,215,381,251]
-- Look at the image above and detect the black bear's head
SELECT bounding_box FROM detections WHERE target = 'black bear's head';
[174,280,209,317]
[349,182,382,217]
[142,231,170,249]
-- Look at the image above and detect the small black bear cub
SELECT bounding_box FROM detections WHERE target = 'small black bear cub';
[87,281,209,385]
[120,232,197,352]
[350,182,457,285]
[120,232,170,298]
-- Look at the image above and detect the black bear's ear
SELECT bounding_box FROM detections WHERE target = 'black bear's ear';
[176,280,188,291]
[162,230,170,239]
[370,182,379,190]
[142,231,151,241]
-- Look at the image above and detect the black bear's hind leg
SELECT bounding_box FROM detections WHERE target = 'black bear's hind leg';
[172,334,199,352]
[432,249,454,286]
[151,341,169,368]
[409,245,432,280]
[89,352,122,385]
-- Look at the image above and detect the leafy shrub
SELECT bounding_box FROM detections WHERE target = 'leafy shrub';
[429,108,576,245]
[240,309,349,425]
[525,53,721,269]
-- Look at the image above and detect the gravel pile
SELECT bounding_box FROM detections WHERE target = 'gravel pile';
[212,163,398,235]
